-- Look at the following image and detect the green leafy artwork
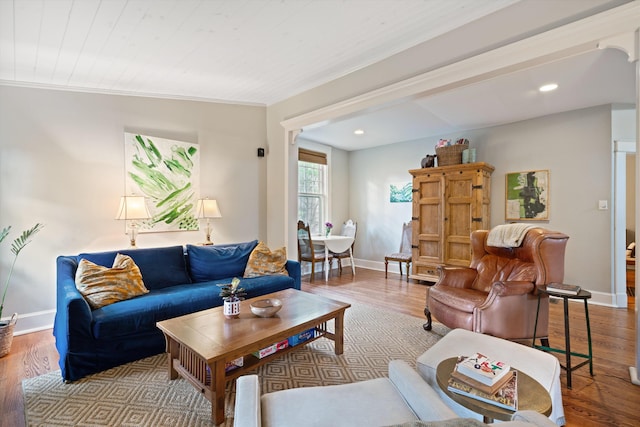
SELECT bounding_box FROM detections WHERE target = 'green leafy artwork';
[124,133,200,232]
[390,182,412,203]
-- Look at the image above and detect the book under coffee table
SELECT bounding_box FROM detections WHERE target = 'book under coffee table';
[156,288,351,425]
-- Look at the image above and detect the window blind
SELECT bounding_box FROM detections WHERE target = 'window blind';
[298,148,327,165]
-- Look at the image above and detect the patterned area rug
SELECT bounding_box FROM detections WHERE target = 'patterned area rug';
[23,303,450,426]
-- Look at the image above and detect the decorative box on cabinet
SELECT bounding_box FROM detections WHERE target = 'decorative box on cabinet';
[409,162,494,282]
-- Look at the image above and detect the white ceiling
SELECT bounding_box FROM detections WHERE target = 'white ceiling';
[0,0,635,151]
[0,0,519,104]
[302,48,637,150]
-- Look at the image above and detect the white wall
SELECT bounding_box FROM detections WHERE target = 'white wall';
[349,105,614,302]
[349,138,428,263]
[483,106,612,299]
[0,85,266,333]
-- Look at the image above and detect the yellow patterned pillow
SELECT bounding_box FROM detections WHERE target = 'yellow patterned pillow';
[75,253,149,309]
[243,241,289,278]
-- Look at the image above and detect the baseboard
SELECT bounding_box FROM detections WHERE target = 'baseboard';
[354,259,402,274]
[299,258,389,275]
[7,309,55,335]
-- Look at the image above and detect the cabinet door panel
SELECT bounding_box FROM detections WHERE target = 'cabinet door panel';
[412,175,443,271]
[444,172,475,266]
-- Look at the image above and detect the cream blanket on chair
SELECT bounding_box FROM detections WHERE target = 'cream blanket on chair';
[487,223,536,248]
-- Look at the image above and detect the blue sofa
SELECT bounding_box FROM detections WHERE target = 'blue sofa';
[54,240,301,382]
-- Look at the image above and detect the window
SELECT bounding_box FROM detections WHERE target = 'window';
[298,148,327,235]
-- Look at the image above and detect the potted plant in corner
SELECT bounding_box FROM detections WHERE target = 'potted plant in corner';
[0,223,44,357]
[218,277,246,319]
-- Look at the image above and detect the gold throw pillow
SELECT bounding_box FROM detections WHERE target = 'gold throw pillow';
[75,253,149,309]
[243,241,289,278]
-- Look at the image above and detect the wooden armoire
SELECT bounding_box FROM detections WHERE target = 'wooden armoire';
[409,162,494,282]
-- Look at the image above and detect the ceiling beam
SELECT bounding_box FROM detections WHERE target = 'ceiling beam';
[281,1,640,133]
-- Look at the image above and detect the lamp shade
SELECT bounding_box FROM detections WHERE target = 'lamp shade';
[115,196,151,220]
[196,199,222,219]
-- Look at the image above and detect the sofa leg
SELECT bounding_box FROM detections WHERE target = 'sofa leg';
[423,307,432,331]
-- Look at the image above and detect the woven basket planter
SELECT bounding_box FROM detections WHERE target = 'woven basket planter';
[0,313,17,358]
[436,143,468,166]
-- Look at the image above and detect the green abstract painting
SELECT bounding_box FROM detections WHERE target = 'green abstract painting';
[390,182,412,203]
[124,133,200,232]
[505,170,549,220]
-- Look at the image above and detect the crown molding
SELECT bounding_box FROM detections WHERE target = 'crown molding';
[0,80,266,108]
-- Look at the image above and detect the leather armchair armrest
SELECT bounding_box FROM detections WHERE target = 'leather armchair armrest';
[435,265,477,289]
[476,281,534,310]
[489,280,535,297]
[475,280,545,341]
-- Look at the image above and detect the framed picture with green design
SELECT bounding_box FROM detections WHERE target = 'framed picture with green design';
[124,133,200,232]
[505,169,549,221]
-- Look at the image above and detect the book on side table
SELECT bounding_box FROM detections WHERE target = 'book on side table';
[451,364,515,395]
[546,283,581,295]
[448,370,518,411]
[456,353,511,386]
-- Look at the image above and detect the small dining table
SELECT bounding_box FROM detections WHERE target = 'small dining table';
[312,235,355,281]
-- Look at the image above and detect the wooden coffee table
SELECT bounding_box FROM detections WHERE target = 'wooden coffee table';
[156,288,351,425]
[436,357,552,423]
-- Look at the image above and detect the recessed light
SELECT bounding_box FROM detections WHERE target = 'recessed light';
[539,83,558,92]
[354,129,365,135]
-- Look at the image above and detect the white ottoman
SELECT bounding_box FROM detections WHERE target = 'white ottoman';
[416,329,565,426]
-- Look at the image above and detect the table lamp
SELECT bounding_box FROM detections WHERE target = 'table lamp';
[115,195,151,248]
[196,198,222,245]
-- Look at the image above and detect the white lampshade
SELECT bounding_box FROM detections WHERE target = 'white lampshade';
[115,196,151,220]
[196,199,222,219]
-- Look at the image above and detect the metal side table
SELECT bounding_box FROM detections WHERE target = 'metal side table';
[532,285,593,389]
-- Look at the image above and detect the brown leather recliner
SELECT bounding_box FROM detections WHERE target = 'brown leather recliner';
[424,227,569,343]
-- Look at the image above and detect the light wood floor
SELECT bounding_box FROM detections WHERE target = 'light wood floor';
[1,268,638,427]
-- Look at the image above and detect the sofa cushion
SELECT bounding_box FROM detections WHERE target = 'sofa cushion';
[75,254,149,309]
[240,274,296,299]
[90,274,296,339]
[187,240,258,282]
[78,245,191,290]
[244,241,289,278]
[91,281,222,339]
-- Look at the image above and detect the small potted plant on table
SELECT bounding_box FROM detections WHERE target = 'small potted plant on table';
[218,278,246,319]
